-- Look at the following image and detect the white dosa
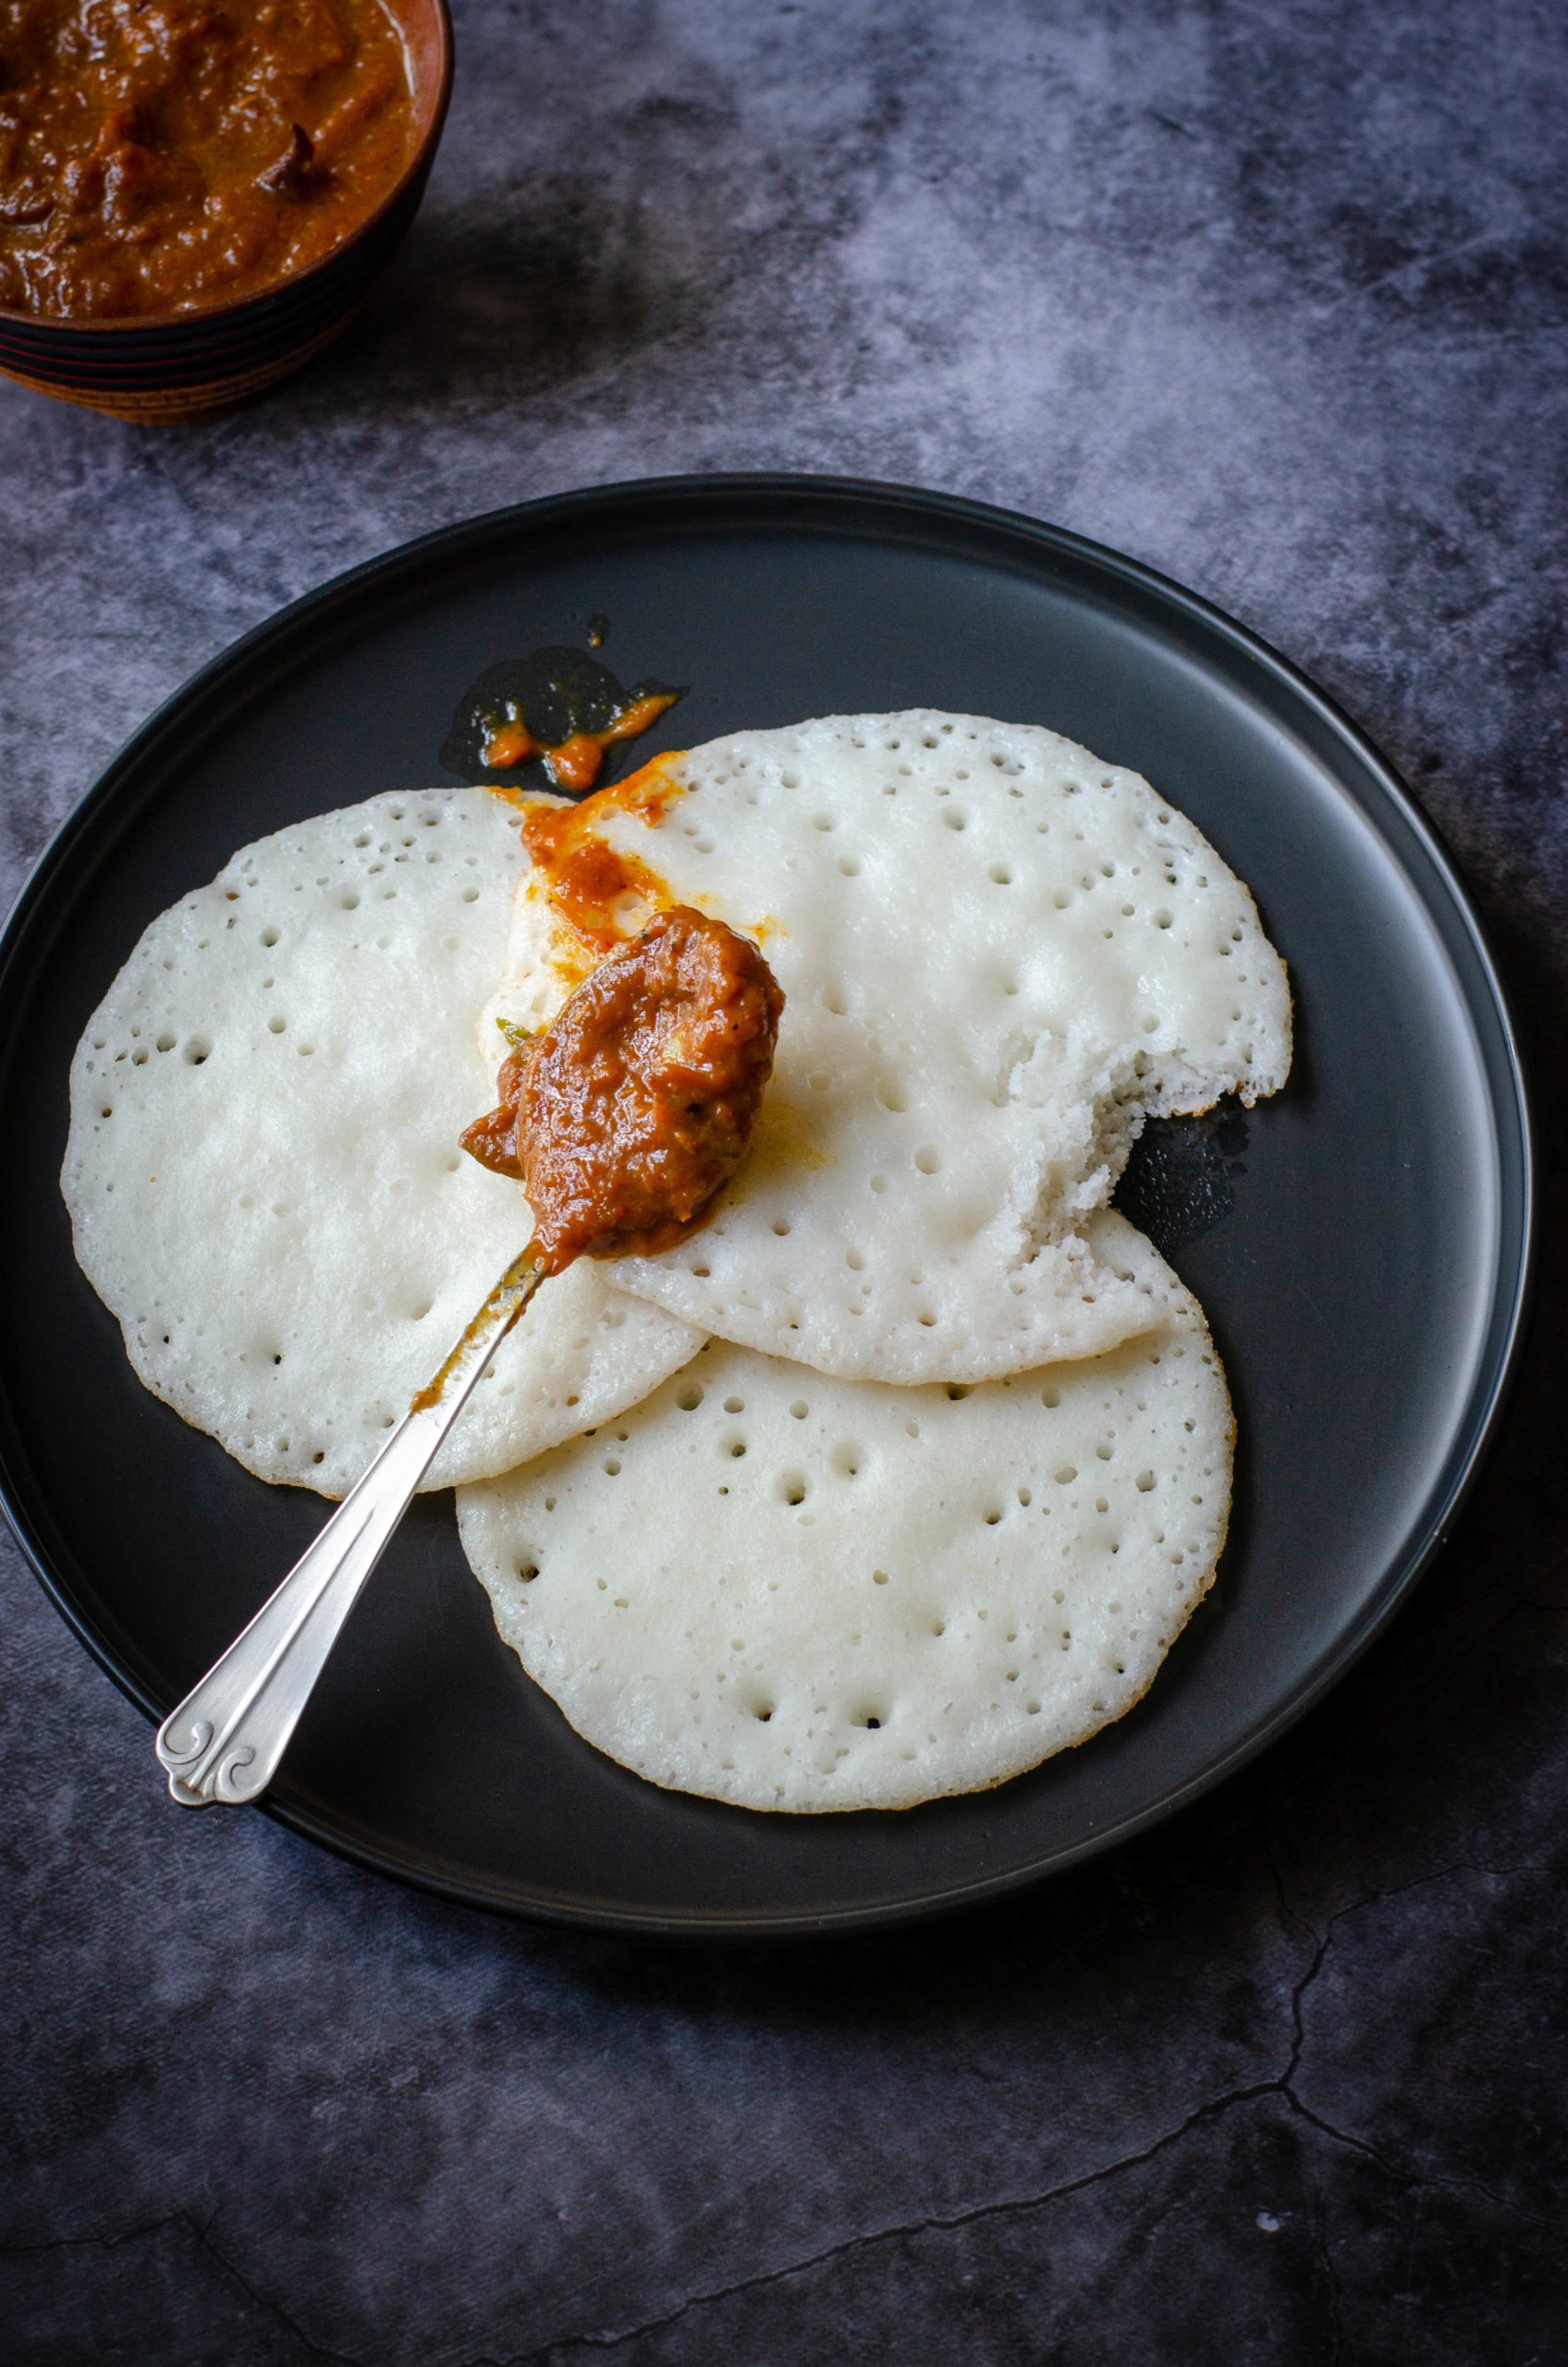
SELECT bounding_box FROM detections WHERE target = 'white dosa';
[62,790,701,1497]
[457,1212,1231,1812]
[483,710,1289,1382]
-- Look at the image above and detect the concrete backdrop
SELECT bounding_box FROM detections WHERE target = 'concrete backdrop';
[2,3,1564,2360]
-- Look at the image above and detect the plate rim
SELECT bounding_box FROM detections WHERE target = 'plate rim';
[0,471,1536,1937]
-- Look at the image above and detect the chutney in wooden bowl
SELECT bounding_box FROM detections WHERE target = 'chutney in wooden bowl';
[0,0,452,423]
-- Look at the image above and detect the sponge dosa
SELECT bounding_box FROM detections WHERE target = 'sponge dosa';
[484,711,1290,1383]
[62,790,702,1497]
[456,1211,1231,1812]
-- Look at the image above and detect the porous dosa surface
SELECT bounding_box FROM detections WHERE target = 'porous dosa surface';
[484,710,1290,1382]
[457,1213,1231,1812]
[62,791,702,1498]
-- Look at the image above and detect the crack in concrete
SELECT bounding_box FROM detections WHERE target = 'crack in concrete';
[0,2209,362,2366]
[186,2211,366,2367]
[1308,2186,1347,2367]
[8,1863,1553,2367]
[496,2062,1544,2367]
[488,1859,1554,2365]
[0,2211,187,2263]
[1348,230,1543,309]
[1271,1858,1554,2215]
[477,2081,1290,2367]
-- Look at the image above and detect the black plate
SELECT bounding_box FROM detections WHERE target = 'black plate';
[0,476,1532,1936]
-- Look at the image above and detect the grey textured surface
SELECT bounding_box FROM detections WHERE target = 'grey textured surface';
[3,2,1565,2360]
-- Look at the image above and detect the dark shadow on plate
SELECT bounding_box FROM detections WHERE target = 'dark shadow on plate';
[1115,1106,1249,1259]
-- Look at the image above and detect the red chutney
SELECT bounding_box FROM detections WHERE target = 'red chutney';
[482,692,681,795]
[0,0,418,319]
[460,907,785,1275]
[511,752,688,964]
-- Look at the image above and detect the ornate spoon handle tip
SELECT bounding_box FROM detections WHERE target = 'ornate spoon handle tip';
[155,1249,546,1808]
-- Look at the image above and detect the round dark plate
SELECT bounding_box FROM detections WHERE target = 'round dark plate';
[0,475,1532,1936]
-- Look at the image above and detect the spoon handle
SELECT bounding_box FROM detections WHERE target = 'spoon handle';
[155,1248,547,1808]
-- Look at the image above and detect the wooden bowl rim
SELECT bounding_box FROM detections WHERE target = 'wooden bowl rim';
[0,0,452,341]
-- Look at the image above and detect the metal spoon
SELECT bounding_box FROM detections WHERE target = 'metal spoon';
[154,1248,545,1808]
[154,901,783,1810]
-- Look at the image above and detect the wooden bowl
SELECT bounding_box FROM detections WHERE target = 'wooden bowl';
[0,0,452,424]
